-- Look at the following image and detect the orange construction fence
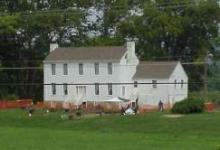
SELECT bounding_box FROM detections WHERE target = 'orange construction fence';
[0,99,33,109]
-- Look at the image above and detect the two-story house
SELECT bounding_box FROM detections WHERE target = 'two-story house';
[44,41,139,105]
[43,41,188,107]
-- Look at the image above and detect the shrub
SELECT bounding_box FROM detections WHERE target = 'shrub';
[171,98,204,114]
[3,94,18,101]
[189,91,220,104]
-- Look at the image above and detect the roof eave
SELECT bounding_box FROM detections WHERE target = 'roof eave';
[133,77,169,80]
[43,59,121,63]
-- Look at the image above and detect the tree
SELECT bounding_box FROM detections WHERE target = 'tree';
[117,0,220,91]
[0,1,91,100]
[0,15,21,99]
[118,0,220,60]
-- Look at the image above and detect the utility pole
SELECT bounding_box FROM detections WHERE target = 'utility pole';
[204,59,208,97]
[204,52,213,100]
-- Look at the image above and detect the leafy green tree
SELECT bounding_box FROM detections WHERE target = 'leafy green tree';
[119,0,220,60]
[0,1,91,100]
[117,0,220,90]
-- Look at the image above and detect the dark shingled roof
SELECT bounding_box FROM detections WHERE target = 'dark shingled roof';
[45,46,127,61]
[133,61,179,79]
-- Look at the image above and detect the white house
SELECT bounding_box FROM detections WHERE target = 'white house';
[43,41,188,106]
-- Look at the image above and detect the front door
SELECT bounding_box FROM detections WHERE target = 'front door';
[76,86,86,99]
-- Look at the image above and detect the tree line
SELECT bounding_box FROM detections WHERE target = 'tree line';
[0,0,220,101]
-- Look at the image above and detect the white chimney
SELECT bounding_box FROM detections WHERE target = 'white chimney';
[126,41,135,58]
[50,43,58,52]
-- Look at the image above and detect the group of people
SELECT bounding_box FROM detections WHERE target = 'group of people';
[121,99,139,115]
[121,99,164,114]
[26,99,164,118]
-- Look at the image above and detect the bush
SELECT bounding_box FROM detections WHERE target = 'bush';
[189,91,220,104]
[171,98,204,114]
[3,94,18,101]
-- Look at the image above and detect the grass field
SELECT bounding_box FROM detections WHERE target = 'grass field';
[0,109,220,150]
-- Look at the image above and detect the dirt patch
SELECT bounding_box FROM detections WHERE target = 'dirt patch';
[163,114,183,118]
[83,113,100,118]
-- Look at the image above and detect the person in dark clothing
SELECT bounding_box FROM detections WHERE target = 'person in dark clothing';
[158,100,164,112]
[121,107,125,115]
[28,106,34,117]
[64,108,69,113]
[134,98,139,114]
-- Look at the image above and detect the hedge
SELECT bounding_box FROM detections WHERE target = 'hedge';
[171,98,204,114]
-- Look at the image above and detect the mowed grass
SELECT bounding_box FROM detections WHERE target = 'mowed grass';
[0,109,220,150]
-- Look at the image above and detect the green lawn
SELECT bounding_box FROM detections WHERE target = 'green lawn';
[0,109,220,150]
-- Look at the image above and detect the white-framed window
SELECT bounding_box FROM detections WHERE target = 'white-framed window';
[51,83,56,95]
[51,64,56,75]
[181,80,184,89]
[122,86,125,96]
[134,81,138,88]
[95,83,99,95]
[63,83,68,95]
[108,62,112,75]
[79,63,83,75]
[63,64,68,75]
[108,83,113,95]
[174,79,177,89]
[152,80,157,89]
[95,62,99,75]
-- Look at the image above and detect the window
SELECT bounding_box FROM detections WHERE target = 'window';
[134,81,138,88]
[63,83,68,95]
[51,83,56,95]
[95,83,99,95]
[174,80,177,89]
[152,80,157,89]
[108,62,112,75]
[122,86,125,96]
[181,80,184,89]
[51,64,56,75]
[95,63,99,75]
[63,64,68,75]
[79,63,83,75]
[108,83,113,95]
[76,87,79,96]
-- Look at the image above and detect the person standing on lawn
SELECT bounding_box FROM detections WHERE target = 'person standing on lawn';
[158,100,164,112]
